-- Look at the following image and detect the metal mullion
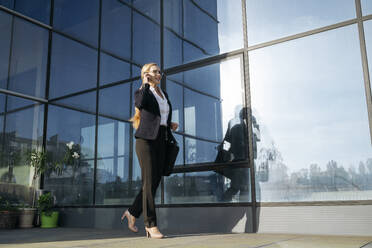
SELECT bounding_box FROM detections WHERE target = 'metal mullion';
[99,77,140,90]
[160,0,165,205]
[41,0,54,190]
[54,199,372,208]
[247,18,358,52]
[48,87,97,102]
[97,113,132,125]
[0,5,52,30]
[48,102,96,116]
[242,0,257,233]
[100,48,141,68]
[362,14,372,21]
[0,89,48,103]
[176,132,220,144]
[93,0,103,206]
[166,78,221,101]
[1,103,44,116]
[164,48,245,76]
[189,0,218,23]
[52,29,98,51]
[356,0,372,145]
[128,0,134,199]
[172,160,251,174]
[2,11,15,168]
[117,0,161,27]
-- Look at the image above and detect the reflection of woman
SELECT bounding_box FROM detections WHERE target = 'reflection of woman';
[121,63,178,239]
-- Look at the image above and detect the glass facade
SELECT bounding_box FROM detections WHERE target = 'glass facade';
[0,0,371,210]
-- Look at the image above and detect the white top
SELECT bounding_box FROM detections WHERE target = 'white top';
[150,86,169,126]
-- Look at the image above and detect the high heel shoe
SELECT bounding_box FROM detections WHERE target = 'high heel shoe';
[121,210,138,233]
[145,226,164,239]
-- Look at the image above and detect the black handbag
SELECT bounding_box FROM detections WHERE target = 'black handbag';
[163,132,179,176]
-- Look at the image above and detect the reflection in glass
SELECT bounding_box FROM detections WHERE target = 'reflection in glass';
[96,117,131,205]
[166,80,183,132]
[53,0,99,47]
[49,33,97,99]
[184,88,221,141]
[173,133,184,166]
[164,169,251,203]
[9,18,48,98]
[164,0,243,67]
[185,137,218,164]
[168,57,245,165]
[0,11,11,90]
[364,20,372,97]
[15,0,51,25]
[361,0,372,16]
[99,83,131,120]
[133,0,160,23]
[101,0,131,60]
[100,52,131,86]
[0,95,44,205]
[44,105,95,205]
[249,25,372,202]
[133,12,160,65]
[246,0,356,45]
[53,90,97,114]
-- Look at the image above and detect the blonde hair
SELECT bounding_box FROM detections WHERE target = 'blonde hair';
[130,63,158,129]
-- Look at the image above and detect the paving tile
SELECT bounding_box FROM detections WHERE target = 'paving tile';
[0,228,371,248]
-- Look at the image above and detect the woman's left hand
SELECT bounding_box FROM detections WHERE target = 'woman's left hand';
[170,122,178,131]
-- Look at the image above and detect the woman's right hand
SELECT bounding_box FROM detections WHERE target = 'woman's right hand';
[141,74,150,89]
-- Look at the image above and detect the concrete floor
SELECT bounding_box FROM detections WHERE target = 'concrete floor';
[1,228,372,248]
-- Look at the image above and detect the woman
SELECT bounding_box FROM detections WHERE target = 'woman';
[121,63,178,239]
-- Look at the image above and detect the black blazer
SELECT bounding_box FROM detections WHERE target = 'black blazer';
[134,84,173,140]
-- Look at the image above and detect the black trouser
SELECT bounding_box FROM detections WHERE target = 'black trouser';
[128,126,166,228]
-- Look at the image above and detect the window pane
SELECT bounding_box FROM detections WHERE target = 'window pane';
[133,0,160,23]
[0,95,44,205]
[15,0,51,25]
[52,90,97,114]
[0,11,11,90]
[100,52,131,86]
[166,80,183,132]
[246,0,356,45]
[164,169,251,204]
[0,0,13,9]
[96,117,132,205]
[364,20,372,97]
[53,0,99,47]
[164,0,243,68]
[45,105,95,205]
[49,33,97,99]
[249,25,372,202]
[184,88,222,141]
[9,18,48,98]
[362,0,372,16]
[99,83,131,120]
[101,0,131,60]
[185,137,218,164]
[133,12,160,65]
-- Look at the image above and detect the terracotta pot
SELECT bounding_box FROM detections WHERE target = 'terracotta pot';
[18,208,36,228]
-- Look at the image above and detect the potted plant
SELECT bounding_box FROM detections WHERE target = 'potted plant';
[0,196,19,229]
[37,192,58,228]
[24,149,62,228]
